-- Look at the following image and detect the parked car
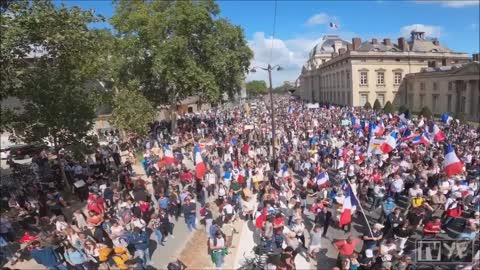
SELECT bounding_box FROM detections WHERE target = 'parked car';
[9,143,49,160]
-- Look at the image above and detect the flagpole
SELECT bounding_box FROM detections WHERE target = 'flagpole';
[345,178,374,237]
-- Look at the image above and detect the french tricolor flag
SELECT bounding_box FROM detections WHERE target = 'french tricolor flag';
[316,172,329,188]
[380,131,397,153]
[370,122,385,136]
[163,144,176,164]
[412,133,431,145]
[441,113,453,125]
[194,144,207,179]
[443,144,463,177]
[339,182,358,227]
[351,118,360,128]
[432,124,446,142]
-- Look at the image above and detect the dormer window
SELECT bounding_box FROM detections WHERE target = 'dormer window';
[431,49,438,52]
[372,48,380,52]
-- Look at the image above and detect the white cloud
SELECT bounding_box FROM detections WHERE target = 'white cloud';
[400,24,443,38]
[441,1,479,7]
[414,0,479,8]
[246,31,358,87]
[305,13,333,26]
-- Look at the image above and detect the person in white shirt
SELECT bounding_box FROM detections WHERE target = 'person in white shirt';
[408,183,423,198]
[390,174,404,201]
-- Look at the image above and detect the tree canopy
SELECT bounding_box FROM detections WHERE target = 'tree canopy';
[109,0,253,105]
[0,0,106,147]
[111,85,156,136]
[373,99,382,111]
[246,80,268,96]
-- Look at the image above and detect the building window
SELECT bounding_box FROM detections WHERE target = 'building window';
[432,95,438,112]
[420,94,425,107]
[341,71,345,88]
[394,72,402,85]
[360,72,368,85]
[433,82,438,91]
[337,72,340,89]
[377,94,385,106]
[428,61,436,68]
[460,96,466,113]
[447,94,452,112]
[420,82,425,91]
[377,72,385,85]
[448,81,452,91]
[346,71,350,88]
[322,59,326,63]
[360,94,368,106]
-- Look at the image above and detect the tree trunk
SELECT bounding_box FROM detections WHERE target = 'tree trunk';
[170,103,178,134]
[59,158,72,193]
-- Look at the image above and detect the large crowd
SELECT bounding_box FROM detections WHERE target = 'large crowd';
[0,95,479,270]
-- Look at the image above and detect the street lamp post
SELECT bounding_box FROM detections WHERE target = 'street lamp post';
[250,64,282,169]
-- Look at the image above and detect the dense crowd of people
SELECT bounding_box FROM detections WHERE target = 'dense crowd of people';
[0,95,479,270]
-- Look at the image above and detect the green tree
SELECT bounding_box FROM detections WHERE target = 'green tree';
[111,86,156,136]
[1,1,105,147]
[420,106,432,118]
[364,102,372,110]
[373,99,382,111]
[383,101,394,114]
[397,105,408,114]
[110,0,253,129]
[246,80,268,96]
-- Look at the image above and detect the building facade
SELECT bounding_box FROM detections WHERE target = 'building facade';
[297,31,470,108]
[404,61,479,122]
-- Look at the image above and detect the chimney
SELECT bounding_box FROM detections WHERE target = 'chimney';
[347,44,353,51]
[372,38,378,44]
[473,53,479,61]
[338,48,346,55]
[352,37,361,50]
[432,39,440,46]
[398,37,408,51]
[384,38,391,46]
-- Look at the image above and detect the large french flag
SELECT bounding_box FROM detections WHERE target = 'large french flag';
[194,144,207,179]
[443,144,463,177]
[339,183,358,227]
[432,124,446,142]
[163,144,176,164]
[380,131,397,153]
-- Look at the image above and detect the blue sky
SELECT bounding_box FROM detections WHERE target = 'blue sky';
[59,0,479,87]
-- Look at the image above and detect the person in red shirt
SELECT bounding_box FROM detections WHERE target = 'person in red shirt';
[334,237,360,257]
[180,169,193,188]
[423,217,442,238]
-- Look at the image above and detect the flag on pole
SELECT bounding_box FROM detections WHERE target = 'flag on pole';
[194,144,207,179]
[329,22,339,29]
[443,144,463,177]
[417,118,425,128]
[432,124,446,142]
[380,131,397,153]
[339,182,358,227]
[163,144,176,164]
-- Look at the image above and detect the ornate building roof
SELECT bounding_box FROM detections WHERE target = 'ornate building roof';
[308,35,350,58]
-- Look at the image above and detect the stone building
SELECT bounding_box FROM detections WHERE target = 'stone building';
[297,31,470,108]
[403,60,479,122]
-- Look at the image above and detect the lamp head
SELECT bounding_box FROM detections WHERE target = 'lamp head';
[250,68,257,73]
